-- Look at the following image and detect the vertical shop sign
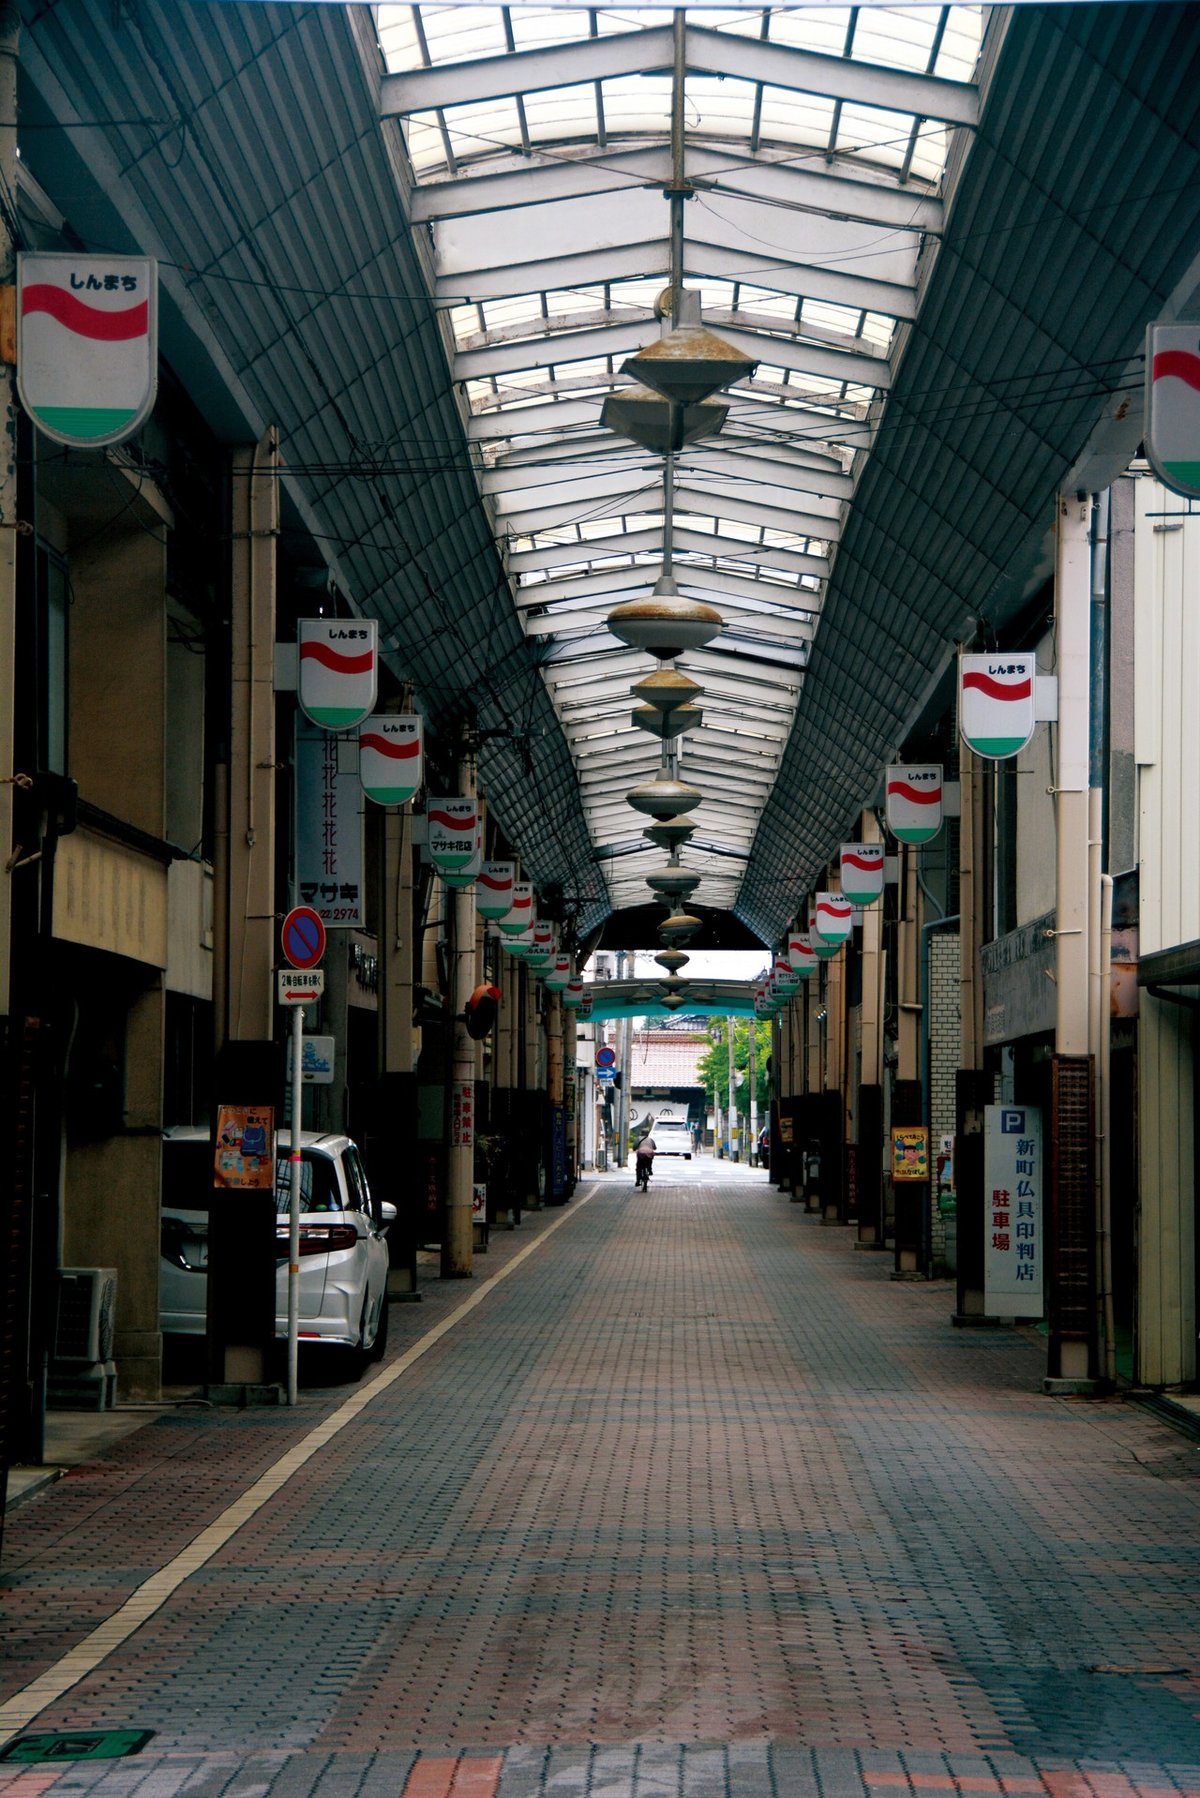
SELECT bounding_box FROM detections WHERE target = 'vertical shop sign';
[296,721,364,926]
[983,1104,1043,1316]
[451,1079,475,1148]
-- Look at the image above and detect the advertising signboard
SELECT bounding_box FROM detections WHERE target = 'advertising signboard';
[983,1104,1043,1316]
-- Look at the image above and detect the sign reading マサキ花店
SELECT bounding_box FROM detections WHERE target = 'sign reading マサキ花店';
[18,254,157,448]
[983,1105,1043,1317]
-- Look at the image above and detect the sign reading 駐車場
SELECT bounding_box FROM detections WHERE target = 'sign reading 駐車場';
[983,1104,1043,1317]
[17,254,157,448]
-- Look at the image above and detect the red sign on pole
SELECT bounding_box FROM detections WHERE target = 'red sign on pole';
[281,906,326,970]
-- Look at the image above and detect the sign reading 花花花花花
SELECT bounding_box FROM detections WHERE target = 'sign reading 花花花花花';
[18,254,157,448]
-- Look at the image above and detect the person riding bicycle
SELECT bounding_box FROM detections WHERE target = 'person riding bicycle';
[634,1134,657,1190]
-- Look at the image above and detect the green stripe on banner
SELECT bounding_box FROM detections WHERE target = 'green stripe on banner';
[1163,460,1200,489]
[34,405,137,440]
[967,735,1025,756]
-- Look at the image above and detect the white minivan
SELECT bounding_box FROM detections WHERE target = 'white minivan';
[160,1126,394,1365]
[638,1119,694,1160]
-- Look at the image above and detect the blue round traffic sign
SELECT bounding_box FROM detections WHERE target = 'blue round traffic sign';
[282,906,326,970]
[595,1045,616,1068]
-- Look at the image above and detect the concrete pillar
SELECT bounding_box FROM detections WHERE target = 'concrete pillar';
[1048,492,1098,1387]
[443,751,478,1278]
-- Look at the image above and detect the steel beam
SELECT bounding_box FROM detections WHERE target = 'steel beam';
[438,235,916,321]
[382,28,676,115]
[411,143,942,234]
[436,183,917,296]
[506,524,830,578]
[380,25,976,128]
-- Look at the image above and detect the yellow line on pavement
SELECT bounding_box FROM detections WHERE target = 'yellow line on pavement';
[0,1186,599,1748]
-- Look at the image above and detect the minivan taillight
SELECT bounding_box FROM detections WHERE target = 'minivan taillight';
[277,1223,358,1255]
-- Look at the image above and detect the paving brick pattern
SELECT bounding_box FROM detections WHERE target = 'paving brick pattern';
[3,1173,1200,1795]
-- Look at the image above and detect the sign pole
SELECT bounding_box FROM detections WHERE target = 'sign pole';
[278,906,326,1407]
[287,1000,303,1406]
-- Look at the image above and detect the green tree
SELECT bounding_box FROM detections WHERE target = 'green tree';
[696,1018,771,1118]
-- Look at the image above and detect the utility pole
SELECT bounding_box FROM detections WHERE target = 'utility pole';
[617,949,633,1165]
[726,1014,737,1160]
[443,740,477,1276]
[748,1018,758,1161]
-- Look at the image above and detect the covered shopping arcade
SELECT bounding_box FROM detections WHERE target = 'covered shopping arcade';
[3,0,1200,1459]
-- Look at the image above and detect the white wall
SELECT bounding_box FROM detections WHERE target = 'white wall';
[1134,470,1199,1387]
[1014,632,1058,926]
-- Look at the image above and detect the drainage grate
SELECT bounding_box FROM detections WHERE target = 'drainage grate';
[0,1729,155,1763]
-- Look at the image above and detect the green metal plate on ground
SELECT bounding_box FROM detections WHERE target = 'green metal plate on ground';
[0,1729,155,1762]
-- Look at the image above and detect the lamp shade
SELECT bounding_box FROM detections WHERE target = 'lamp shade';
[600,384,728,451]
[632,703,703,740]
[643,816,697,851]
[621,323,757,407]
[607,582,722,659]
[627,773,703,818]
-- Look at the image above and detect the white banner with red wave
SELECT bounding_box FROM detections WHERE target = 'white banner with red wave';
[298,619,378,730]
[884,765,943,845]
[18,253,157,448]
[358,714,422,805]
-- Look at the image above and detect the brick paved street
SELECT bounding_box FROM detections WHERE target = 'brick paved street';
[3,1168,1200,1794]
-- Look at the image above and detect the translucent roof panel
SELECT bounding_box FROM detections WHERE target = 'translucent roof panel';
[377,2,982,921]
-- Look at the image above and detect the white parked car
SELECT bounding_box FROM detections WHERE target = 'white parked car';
[635,1119,694,1161]
[160,1126,394,1364]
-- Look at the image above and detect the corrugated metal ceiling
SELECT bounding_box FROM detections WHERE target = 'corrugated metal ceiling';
[19,1,1200,951]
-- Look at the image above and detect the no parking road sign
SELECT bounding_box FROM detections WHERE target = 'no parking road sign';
[281,906,326,970]
[595,1045,616,1069]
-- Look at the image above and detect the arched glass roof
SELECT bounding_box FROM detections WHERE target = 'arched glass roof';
[377,4,981,922]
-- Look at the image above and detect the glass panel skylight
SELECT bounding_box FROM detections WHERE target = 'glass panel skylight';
[377,1,982,914]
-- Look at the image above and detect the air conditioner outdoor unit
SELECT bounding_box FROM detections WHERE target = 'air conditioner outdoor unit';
[50,1267,118,1410]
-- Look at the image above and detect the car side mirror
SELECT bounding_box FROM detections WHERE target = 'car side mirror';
[379,1200,397,1231]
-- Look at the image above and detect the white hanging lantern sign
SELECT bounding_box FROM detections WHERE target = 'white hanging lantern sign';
[959,653,1036,759]
[17,252,158,448]
[545,954,572,992]
[788,930,816,976]
[578,990,593,1020]
[428,797,479,881]
[774,953,800,991]
[358,714,422,806]
[298,619,378,731]
[1146,322,1200,498]
[809,905,839,959]
[564,979,584,1010]
[504,926,535,957]
[815,892,853,944]
[529,919,556,969]
[498,880,535,937]
[885,765,943,845]
[840,843,884,906]
[475,860,515,921]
